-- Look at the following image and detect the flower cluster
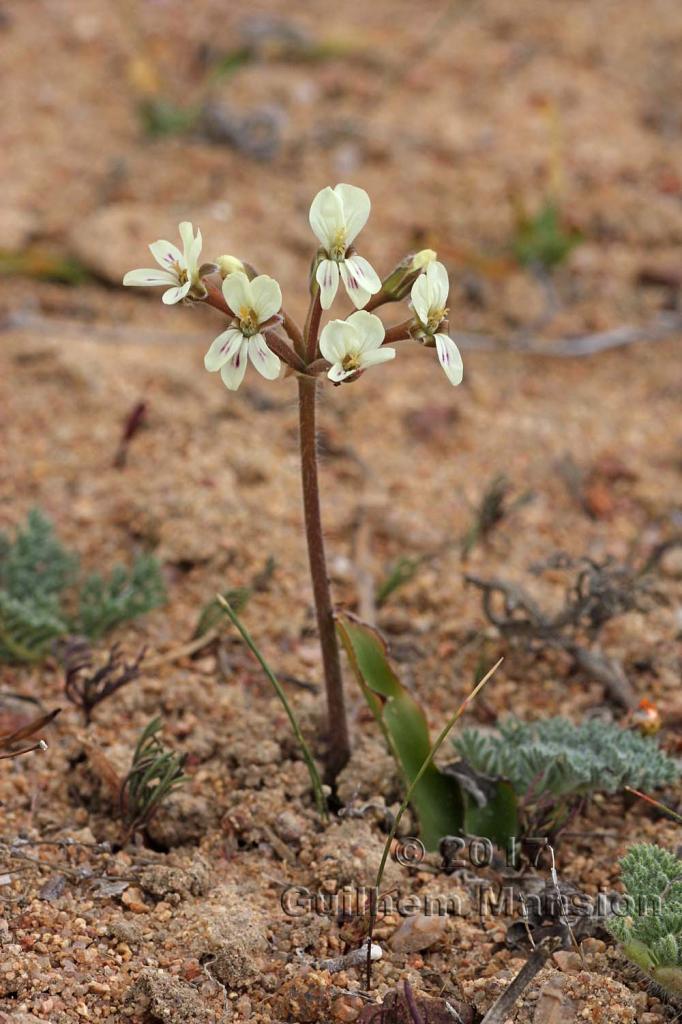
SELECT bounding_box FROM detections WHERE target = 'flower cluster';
[123,184,463,390]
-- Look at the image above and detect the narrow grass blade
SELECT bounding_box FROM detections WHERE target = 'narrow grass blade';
[625,786,682,825]
[216,595,328,820]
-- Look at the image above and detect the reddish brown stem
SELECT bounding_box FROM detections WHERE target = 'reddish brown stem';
[383,318,414,345]
[298,377,350,779]
[203,275,231,315]
[363,289,391,312]
[304,292,323,363]
[306,357,332,376]
[282,311,305,359]
[298,290,350,779]
[263,329,308,373]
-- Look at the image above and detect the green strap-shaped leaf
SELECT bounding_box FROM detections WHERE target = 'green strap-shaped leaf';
[336,614,463,850]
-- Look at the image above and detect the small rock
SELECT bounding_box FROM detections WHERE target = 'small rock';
[207,944,260,990]
[274,809,308,844]
[271,970,334,1023]
[333,994,364,1022]
[552,950,582,973]
[125,968,213,1023]
[580,937,605,955]
[108,919,143,946]
[389,914,448,954]
[146,791,218,848]
[121,886,149,914]
[138,858,211,900]
[534,980,579,1023]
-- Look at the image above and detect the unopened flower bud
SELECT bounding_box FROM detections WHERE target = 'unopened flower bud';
[217,254,246,279]
[381,249,439,301]
[411,248,437,271]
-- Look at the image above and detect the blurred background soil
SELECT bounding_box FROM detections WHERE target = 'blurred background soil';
[0,0,681,1021]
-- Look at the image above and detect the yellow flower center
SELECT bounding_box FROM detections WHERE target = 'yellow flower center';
[341,352,362,372]
[172,262,189,286]
[427,305,447,332]
[330,228,347,261]
[239,306,260,336]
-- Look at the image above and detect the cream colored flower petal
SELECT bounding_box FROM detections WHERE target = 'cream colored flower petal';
[149,240,183,272]
[335,184,371,245]
[309,186,344,249]
[427,261,450,309]
[345,254,381,295]
[360,347,396,368]
[178,222,194,262]
[204,328,243,372]
[327,362,355,383]
[220,342,249,390]
[188,227,203,274]
[249,275,282,323]
[435,333,463,386]
[319,319,356,363]
[346,310,385,352]
[248,334,281,380]
[123,268,177,287]
[162,280,192,304]
[339,260,375,308]
[410,272,431,324]
[222,271,252,316]
[316,259,340,310]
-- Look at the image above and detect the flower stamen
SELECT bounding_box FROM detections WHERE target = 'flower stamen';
[239,306,260,336]
[330,229,347,261]
[426,305,447,332]
[341,351,362,372]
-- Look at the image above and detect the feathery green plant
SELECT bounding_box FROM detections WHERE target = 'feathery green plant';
[0,510,165,662]
[0,590,69,663]
[608,843,682,998]
[454,717,678,815]
[0,509,77,610]
[76,556,165,639]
